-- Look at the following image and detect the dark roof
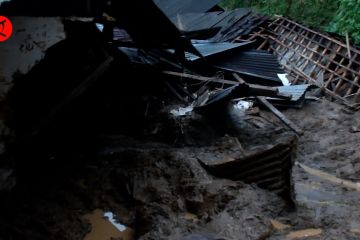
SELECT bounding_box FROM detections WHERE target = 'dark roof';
[267,84,316,108]
[107,0,202,57]
[171,9,252,39]
[186,41,253,61]
[211,10,268,42]
[171,8,267,41]
[171,11,225,33]
[154,0,222,18]
[277,84,313,101]
[211,50,285,83]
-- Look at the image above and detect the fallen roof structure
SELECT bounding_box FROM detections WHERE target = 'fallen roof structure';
[154,0,222,18]
[236,16,360,106]
[3,0,331,199]
[211,49,286,85]
[105,0,203,58]
[3,1,360,239]
[172,8,268,41]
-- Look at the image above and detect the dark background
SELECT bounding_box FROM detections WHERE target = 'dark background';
[0,0,105,16]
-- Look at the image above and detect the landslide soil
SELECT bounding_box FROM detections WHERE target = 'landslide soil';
[0,99,359,240]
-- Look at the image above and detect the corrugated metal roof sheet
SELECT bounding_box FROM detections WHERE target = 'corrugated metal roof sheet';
[113,27,132,41]
[171,9,251,32]
[171,11,225,32]
[96,23,132,42]
[170,8,263,41]
[119,47,183,70]
[266,84,316,108]
[154,0,222,18]
[186,41,252,61]
[211,8,253,29]
[277,84,312,101]
[211,50,285,82]
[211,10,268,42]
[107,0,202,57]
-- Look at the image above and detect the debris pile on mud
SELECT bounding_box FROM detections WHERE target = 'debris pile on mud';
[0,0,360,239]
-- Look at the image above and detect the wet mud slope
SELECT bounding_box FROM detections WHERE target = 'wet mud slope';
[0,99,359,239]
[0,139,287,240]
[267,100,360,239]
[0,21,358,239]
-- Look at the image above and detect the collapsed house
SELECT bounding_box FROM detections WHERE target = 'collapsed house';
[2,0,308,196]
[237,16,360,106]
[0,0,360,239]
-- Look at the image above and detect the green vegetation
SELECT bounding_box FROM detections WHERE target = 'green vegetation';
[328,0,360,44]
[221,0,360,44]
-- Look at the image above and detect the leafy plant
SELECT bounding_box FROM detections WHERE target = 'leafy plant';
[220,0,360,44]
[328,0,360,44]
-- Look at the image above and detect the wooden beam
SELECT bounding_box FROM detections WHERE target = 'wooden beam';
[162,70,239,85]
[346,32,352,59]
[257,96,303,135]
[163,71,292,99]
[232,72,246,84]
[296,162,360,191]
[232,73,291,99]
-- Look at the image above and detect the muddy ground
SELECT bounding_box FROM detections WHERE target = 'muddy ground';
[280,99,360,239]
[0,98,359,240]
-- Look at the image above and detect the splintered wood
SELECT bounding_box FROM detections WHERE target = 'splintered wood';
[286,228,323,239]
[235,17,360,105]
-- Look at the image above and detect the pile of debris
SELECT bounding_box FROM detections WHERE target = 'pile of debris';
[4,0,324,198]
[1,0,360,239]
[237,16,360,106]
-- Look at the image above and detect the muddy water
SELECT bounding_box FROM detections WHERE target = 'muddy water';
[83,209,134,240]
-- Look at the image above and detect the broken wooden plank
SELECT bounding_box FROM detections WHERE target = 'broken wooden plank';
[286,228,322,239]
[296,162,360,191]
[232,73,292,99]
[232,72,246,84]
[346,32,352,59]
[165,71,290,98]
[256,96,303,135]
[162,70,239,85]
[270,219,291,231]
[164,71,292,100]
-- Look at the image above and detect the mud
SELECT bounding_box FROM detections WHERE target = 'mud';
[0,139,286,240]
[0,99,359,240]
[268,99,360,239]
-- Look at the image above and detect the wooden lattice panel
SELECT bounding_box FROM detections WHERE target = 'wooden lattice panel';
[235,17,360,105]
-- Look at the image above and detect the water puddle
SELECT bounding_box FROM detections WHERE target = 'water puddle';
[83,209,134,240]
